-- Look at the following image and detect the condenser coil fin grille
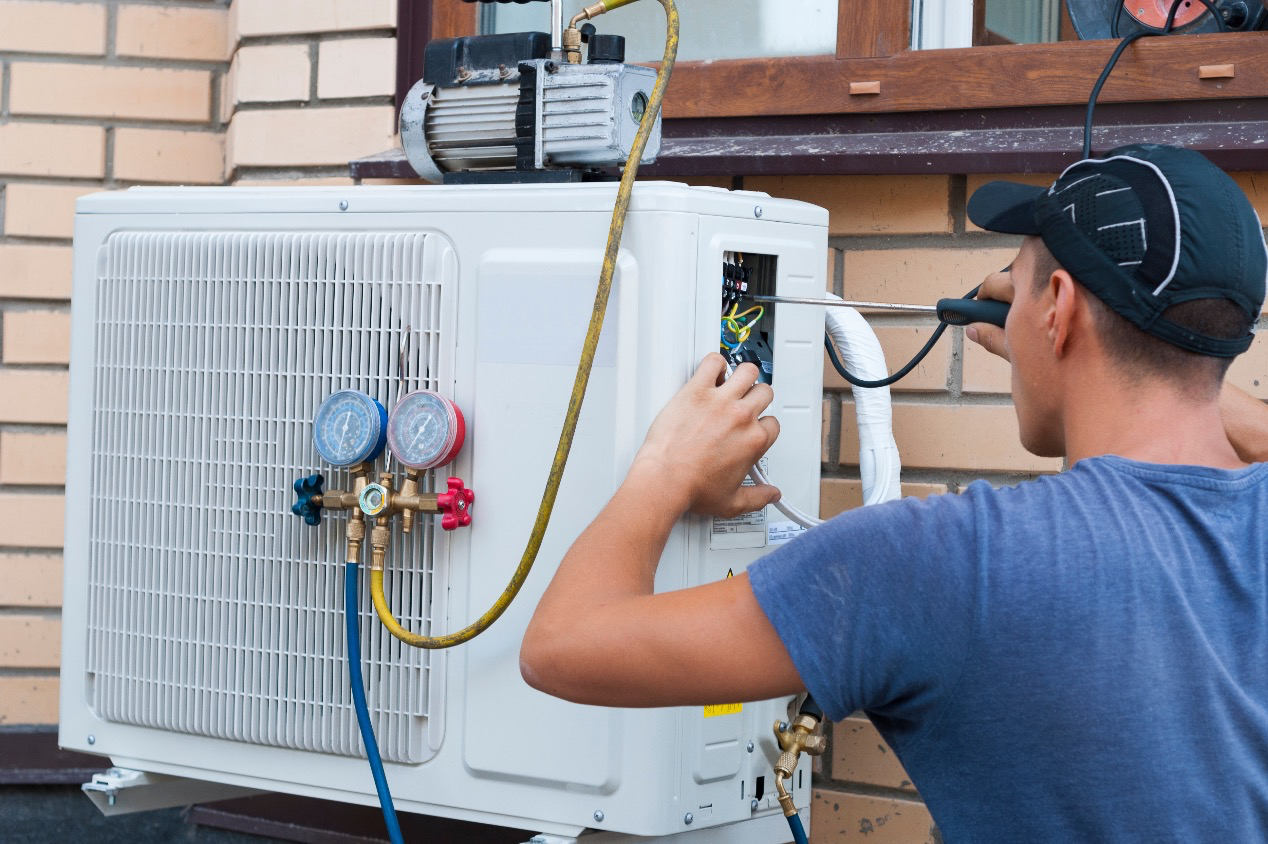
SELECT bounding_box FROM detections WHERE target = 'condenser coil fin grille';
[85,231,452,764]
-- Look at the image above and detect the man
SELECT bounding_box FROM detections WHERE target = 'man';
[520,145,1268,840]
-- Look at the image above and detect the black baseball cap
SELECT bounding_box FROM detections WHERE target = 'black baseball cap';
[968,144,1266,357]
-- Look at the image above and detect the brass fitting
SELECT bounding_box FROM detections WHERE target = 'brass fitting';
[772,713,827,818]
[569,2,609,29]
[370,523,392,572]
[337,463,372,565]
[398,470,420,534]
[562,24,583,63]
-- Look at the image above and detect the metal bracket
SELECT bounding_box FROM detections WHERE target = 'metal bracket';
[81,767,264,816]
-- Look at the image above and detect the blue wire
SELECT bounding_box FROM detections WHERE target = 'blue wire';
[787,811,810,844]
[346,562,405,844]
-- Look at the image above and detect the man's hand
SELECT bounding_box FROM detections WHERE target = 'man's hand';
[964,269,1014,361]
[630,354,781,519]
[520,353,804,707]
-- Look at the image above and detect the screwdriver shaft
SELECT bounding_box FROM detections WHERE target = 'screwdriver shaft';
[747,295,937,314]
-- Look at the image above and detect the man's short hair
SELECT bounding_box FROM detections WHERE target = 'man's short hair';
[1030,242,1252,395]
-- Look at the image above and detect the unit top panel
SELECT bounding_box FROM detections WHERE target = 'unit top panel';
[74,182,827,228]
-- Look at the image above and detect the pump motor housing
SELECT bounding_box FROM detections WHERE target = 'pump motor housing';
[400,33,661,181]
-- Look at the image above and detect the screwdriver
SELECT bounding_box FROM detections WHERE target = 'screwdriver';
[746,295,1010,328]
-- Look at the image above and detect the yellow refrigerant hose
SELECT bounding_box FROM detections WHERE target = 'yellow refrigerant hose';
[371,0,680,649]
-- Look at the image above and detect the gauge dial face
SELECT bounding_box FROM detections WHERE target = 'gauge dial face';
[387,390,465,470]
[313,390,387,467]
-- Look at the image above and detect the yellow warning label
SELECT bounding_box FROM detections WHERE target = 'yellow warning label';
[703,703,743,718]
[726,568,735,578]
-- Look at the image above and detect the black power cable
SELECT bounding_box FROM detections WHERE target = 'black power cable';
[826,287,980,390]
[1088,0,1227,158]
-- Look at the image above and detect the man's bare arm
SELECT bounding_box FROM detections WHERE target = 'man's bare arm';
[520,355,806,707]
[1221,382,1268,463]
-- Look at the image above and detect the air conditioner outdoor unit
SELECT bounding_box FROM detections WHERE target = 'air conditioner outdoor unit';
[59,183,828,842]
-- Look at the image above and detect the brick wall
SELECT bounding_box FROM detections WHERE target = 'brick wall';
[0,0,229,726]
[224,0,397,185]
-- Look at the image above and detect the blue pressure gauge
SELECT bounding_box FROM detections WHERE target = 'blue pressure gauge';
[313,390,388,467]
[387,390,466,470]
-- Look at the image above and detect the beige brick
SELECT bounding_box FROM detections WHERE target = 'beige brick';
[833,715,918,792]
[811,787,937,843]
[821,478,949,519]
[0,676,58,724]
[0,1,105,55]
[230,44,311,104]
[114,129,224,185]
[962,331,1014,394]
[0,554,62,606]
[227,106,396,169]
[116,4,229,61]
[966,173,1057,233]
[825,325,948,393]
[236,0,395,36]
[1231,174,1268,227]
[0,245,73,300]
[3,183,99,239]
[3,310,71,364]
[843,246,1018,308]
[318,37,395,99]
[0,494,65,548]
[0,371,69,423]
[0,123,104,179]
[1228,330,1267,400]
[842,403,1062,473]
[10,63,212,123]
[0,616,60,667]
[0,432,67,485]
[747,175,952,236]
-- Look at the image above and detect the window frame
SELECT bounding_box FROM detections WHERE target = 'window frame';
[377,0,1268,179]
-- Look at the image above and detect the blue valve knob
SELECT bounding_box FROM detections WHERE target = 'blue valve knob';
[292,474,326,526]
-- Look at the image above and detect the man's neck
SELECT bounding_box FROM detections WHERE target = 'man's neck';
[1062,374,1247,470]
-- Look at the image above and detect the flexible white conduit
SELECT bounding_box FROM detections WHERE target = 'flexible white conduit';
[753,294,903,528]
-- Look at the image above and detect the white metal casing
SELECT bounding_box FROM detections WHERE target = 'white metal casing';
[60,183,828,840]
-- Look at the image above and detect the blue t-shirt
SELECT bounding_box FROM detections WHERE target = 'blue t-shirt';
[750,456,1268,842]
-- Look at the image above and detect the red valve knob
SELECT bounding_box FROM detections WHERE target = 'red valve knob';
[436,477,475,531]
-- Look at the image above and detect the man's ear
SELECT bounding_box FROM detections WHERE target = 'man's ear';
[1048,269,1079,358]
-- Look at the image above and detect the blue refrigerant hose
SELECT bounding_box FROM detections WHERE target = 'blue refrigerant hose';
[788,812,810,844]
[346,562,406,844]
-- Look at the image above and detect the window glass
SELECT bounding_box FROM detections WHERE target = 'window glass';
[483,0,839,63]
[913,0,1066,49]
[984,0,1063,43]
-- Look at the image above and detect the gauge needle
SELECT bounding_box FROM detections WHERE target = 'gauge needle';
[410,417,432,450]
[341,411,352,445]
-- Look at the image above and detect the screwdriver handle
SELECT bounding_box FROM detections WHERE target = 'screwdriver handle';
[936,297,1010,328]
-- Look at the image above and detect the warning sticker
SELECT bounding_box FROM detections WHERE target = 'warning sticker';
[703,703,743,718]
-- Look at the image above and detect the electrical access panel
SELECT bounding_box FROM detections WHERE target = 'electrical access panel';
[60,182,828,841]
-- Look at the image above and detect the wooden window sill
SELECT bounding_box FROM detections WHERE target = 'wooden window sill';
[351,98,1268,179]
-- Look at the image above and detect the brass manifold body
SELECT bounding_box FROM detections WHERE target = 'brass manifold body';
[773,712,827,818]
[312,464,465,571]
